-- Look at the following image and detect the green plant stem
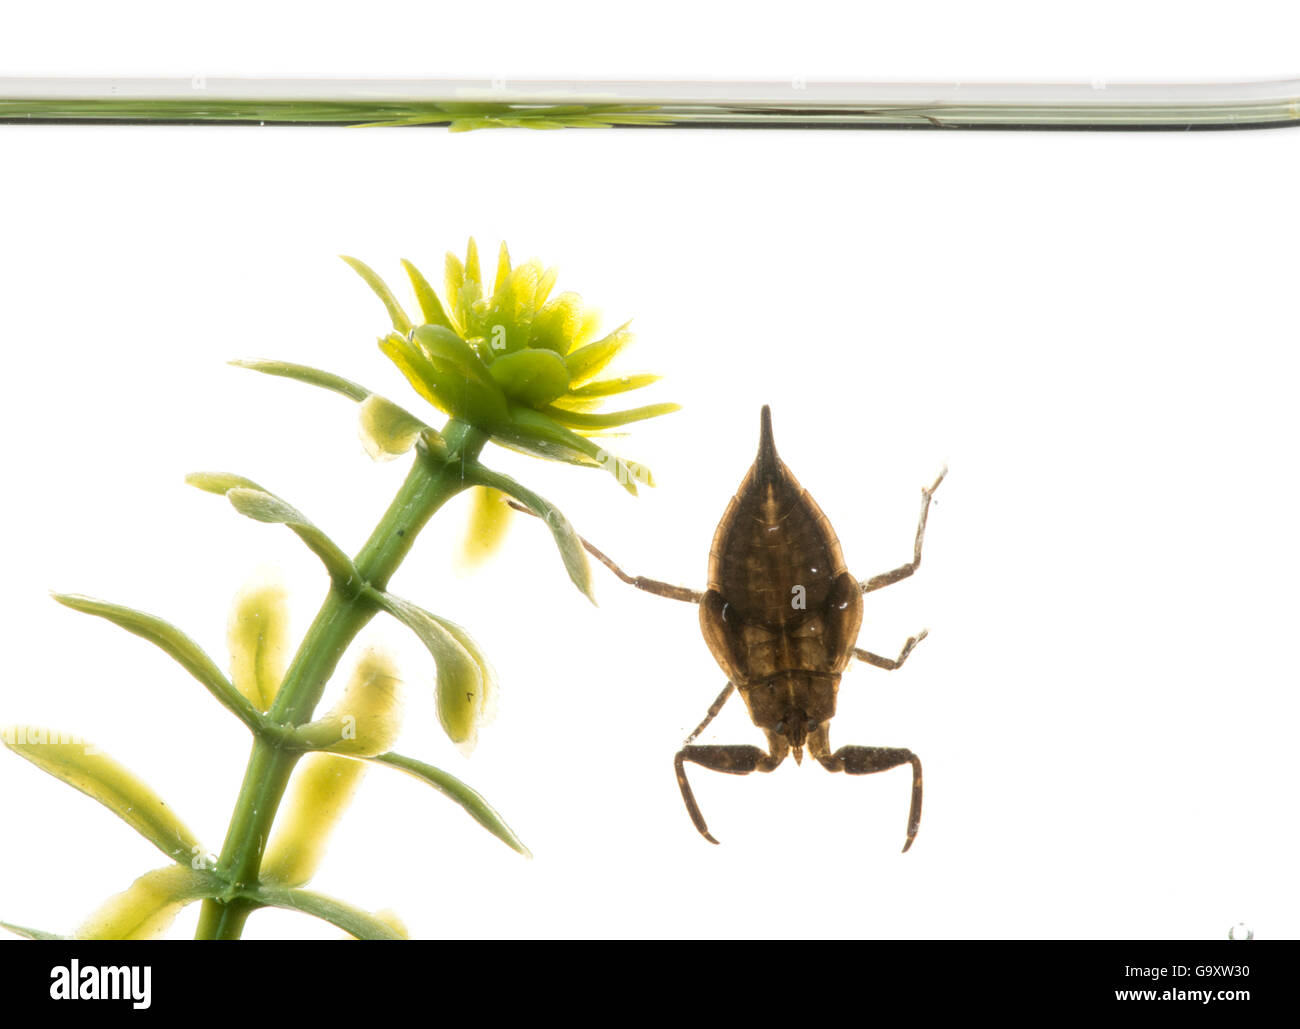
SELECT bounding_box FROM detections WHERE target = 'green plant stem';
[194,419,488,940]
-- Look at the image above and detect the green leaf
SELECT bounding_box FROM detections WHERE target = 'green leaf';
[341,256,413,334]
[185,470,267,495]
[228,578,290,713]
[371,751,530,857]
[291,650,403,757]
[2,727,205,863]
[50,593,261,729]
[75,865,226,940]
[230,360,442,458]
[261,753,369,887]
[230,359,372,403]
[187,475,360,589]
[457,486,514,569]
[368,592,493,753]
[247,884,406,940]
[358,394,427,460]
[229,489,359,586]
[0,920,65,940]
[495,407,651,494]
[469,465,595,603]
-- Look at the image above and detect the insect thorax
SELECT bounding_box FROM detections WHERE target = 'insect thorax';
[738,670,841,744]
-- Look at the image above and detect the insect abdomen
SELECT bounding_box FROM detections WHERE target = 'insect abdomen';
[708,408,852,626]
[700,409,864,684]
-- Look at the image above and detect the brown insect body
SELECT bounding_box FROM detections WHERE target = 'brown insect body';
[699,409,863,759]
[512,405,943,850]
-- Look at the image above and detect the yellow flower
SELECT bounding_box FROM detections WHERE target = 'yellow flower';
[343,239,678,493]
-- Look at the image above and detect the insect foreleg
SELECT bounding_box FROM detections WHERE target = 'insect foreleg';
[506,500,703,603]
[578,535,704,604]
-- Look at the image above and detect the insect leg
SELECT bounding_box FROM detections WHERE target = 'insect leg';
[853,629,928,670]
[506,500,702,603]
[676,727,787,845]
[684,681,735,745]
[859,467,947,595]
[811,727,923,853]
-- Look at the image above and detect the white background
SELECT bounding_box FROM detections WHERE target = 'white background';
[1,2,1297,940]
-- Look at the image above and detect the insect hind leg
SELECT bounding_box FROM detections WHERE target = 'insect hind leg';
[675,704,787,845]
[811,727,923,853]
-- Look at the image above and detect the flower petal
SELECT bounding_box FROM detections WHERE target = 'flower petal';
[380,327,509,428]
[487,348,572,407]
[401,259,455,331]
[464,237,482,293]
[340,256,413,334]
[539,401,682,431]
[565,322,634,385]
[528,292,584,354]
[444,251,468,326]
[533,266,557,309]
[493,240,511,295]
[567,373,663,398]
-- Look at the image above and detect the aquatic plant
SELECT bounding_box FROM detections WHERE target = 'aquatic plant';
[1,239,677,940]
